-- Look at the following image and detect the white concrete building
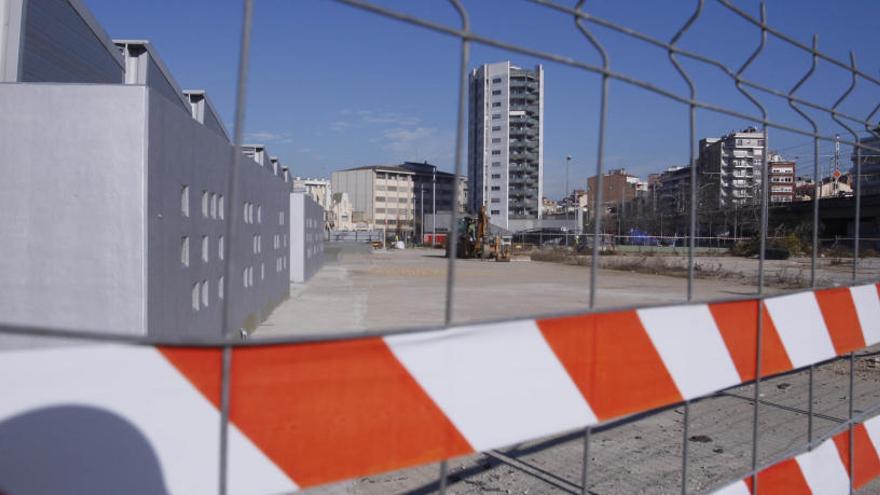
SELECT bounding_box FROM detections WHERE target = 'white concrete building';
[0,0,292,338]
[293,177,332,211]
[468,61,544,229]
[330,192,354,231]
[698,127,766,207]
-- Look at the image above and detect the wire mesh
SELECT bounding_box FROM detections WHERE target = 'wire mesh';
[2,1,880,494]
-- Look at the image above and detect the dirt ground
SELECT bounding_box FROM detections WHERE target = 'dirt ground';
[253,246,880,494]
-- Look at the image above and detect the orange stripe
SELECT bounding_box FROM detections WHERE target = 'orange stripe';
[161,340,472,488]
[833,425,880,489]
[537,311,682,421]
[746,458,812,494]
[158,347,223,407]
[816,288,866,355]
[709,300,793,381]
[228,338,471,488]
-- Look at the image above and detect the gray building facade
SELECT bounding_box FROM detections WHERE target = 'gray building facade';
[468,61,544,229]
[0,1,291,338]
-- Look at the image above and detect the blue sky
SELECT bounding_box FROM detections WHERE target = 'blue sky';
[85,0,880,200]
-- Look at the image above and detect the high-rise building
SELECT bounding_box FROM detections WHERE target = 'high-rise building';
[468,61,544,229]
[698,127,766,207]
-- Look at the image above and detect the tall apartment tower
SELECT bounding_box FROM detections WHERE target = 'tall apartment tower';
[698,126,766,207]
[468,61,544,229]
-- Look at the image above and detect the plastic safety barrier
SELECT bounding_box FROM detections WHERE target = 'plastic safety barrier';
[714,414,880,494]
[0,283,878,493]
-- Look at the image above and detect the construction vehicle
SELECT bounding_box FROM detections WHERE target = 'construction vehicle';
[446,206,511,261]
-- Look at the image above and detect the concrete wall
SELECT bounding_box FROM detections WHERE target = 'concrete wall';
[145,88,290,338]
[0,82,290,338]
[0,83,148,335]
[290,192,325,283]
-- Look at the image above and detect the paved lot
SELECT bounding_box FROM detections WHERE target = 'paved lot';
[253,246,880,494]
[255,247,789,338]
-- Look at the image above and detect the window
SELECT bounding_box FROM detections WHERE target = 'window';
[491,161,501,167]
[202,235,209,263]
[492,102,502,107]
[492,90,502,95]
[192,283,200,311]
[260,263,265,281]
[491,150,501,155]
[375,196,386,202]
[218,276,224,299]
[181,237,190,266]
[279,211,284,225]
[243,268,249,288]
[492,114,501,120]
[491,186,501,191]
[492,126,501,131]
[210,193,217,219]
[218,195,224,219]
[180,186,190,217]
[491,174,502,179]
[491,209,500,215]
[218,236,224,260]
[253,234,259,254]
[283,234,288,247]
[492,138,501,143]
[492,77,502,83]
[201,280,209,308]
[243,202,250,224]
[202,191,209,217]
[257,205,262,224]
[491,198,500,203]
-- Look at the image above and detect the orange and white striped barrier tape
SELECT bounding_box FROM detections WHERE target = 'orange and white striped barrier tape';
[714,414,880,494]
[0,283,877,493]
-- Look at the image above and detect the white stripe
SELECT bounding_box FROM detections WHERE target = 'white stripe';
[637,304,740,399]
[711,480,751,495]
[851,284,880,346]
[863,415,880,455]
[796,439,849,495]
[764,292,836,368]
[385,320,596,452]
[0,345,297,495]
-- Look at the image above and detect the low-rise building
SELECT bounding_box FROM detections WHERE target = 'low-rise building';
[293,177,332,210]
[587,169,641,208]
[1,8,293,339]
[768,154,796,203]
[330,192,354,231]
[331,165,417,235]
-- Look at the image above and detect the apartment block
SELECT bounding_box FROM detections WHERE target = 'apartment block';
[0,0,292,338]
[698,127,766,207]
[331,165,416,234]
[768,154,796,203]
[468,61,544,229]
[587,169,642,207]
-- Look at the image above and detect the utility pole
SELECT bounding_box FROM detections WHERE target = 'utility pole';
[419,184,425,244]
[431,166,437,247]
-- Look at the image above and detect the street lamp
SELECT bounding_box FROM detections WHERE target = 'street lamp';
[565,155,572,220]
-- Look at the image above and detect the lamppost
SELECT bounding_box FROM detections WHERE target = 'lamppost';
[431,166,437,247]
[565,155,572,221]
[420,184,425,245]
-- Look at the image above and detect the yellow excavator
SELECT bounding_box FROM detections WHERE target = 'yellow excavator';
[446,206,511,261]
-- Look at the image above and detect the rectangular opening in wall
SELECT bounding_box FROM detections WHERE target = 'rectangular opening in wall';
[202,235,209,263]
[180,236,189,266]
[191,283,199,311]
[201,280,209,308]
[180,186,190,217]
